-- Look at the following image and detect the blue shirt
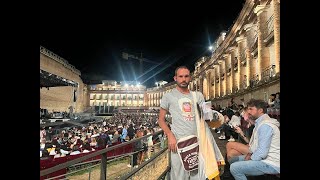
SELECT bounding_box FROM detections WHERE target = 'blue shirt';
[251,114,280,172]
[251,114,273,161]
[121,128,128,140]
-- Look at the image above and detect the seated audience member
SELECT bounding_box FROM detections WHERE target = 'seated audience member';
[218,111,240,141]
[268,94,276,108]
[226,108,254,164]
[273,92,280,109]
[112,130,120,143]
[230,99,280,179]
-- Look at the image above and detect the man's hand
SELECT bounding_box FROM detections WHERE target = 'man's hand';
[245,153,252,161]
[167,133,177,153]
[234,126,243,134]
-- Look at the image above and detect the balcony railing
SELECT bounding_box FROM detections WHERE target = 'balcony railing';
[261,65,276,82]
[232,87,239,93]
[241,80,248,89]
[249,74,259,88]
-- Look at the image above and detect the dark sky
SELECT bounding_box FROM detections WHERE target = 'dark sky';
[40,1,245,88]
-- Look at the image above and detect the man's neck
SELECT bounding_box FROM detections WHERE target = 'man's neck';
[176,86,190,94]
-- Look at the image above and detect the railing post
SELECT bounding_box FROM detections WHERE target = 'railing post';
[88,167,92,180]
[100,153,107,180]
[130,154,134,170]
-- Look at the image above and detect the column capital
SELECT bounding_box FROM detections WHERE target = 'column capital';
[236,37,245,43]
[218,60,224,64]
[254,5,270,16]
[243,23,257,31]
[226,47,237,52]
[222,54,229,59]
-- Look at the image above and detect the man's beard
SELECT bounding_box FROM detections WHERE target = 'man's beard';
[177,81,189,88]
[248,114,257,120]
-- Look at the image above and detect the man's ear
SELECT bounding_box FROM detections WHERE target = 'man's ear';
[174,76,177,81]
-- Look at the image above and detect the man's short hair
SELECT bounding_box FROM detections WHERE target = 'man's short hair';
[246,99,268,113]
[175,66,190,76]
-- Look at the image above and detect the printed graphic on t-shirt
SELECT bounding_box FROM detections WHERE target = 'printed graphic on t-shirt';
[178,98,194,121]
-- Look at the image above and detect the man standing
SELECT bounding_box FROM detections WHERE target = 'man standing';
[230,99,280,179]
[158,66,205,179]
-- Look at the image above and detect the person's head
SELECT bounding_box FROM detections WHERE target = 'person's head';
[174,66,191,88]
[241,107,254,123]
[246,99,268,120]
[269,94,276,100]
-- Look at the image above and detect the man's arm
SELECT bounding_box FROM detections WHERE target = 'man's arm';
[158,108,177,152]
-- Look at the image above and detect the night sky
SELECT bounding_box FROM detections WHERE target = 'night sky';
[40,1,245,88]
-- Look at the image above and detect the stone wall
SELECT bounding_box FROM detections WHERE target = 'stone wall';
[212,81,280,108]
[40,53,88,113]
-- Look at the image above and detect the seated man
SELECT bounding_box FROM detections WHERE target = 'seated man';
[229,99,280,179]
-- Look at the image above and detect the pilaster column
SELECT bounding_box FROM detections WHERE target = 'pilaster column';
[199,75,203,93]
[228,47,238,93]
[273,0,280,73]
[210,68,215,99]
[244,23,257,84]
[205,70,211,100]
[236,36,246,90]
[215,64,221,97]
[222,54,230,95]
[254,4,271,81]
[219,60,225,96]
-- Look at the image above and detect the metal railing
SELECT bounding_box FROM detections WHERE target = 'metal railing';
[40,130,165,179]
[261,65,276,82]
[249,74,259,88]
[232,87,239,93]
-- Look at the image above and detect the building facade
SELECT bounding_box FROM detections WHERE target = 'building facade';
[88,80,147,112]
[145,0,280,108]
[41,0,280,112]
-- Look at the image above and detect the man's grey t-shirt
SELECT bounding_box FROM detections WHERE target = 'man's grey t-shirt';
[160,88,204,139]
